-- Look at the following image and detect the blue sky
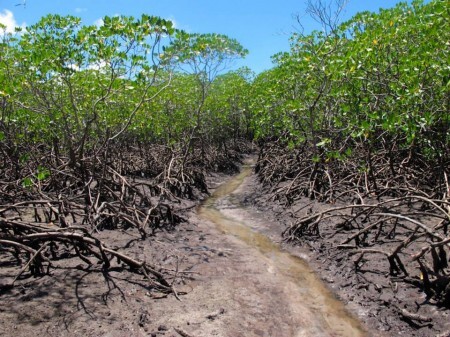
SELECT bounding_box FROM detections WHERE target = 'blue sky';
[1,0,416,74]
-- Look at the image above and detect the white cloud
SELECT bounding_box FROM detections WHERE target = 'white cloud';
[0,9,26,33]
[94,18,104,27]
[66,63,80,71]
[88,60,107,71]
[167,15,190,32]
[75,8,87,13]
[167,16,177,29]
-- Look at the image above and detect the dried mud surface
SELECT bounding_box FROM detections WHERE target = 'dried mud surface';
[1,162,446,337]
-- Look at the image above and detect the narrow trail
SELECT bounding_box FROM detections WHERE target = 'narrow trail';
[196,160,368,337]
[0,159,371,337]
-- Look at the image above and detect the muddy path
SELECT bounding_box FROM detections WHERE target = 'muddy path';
[191,160,368,337]
[0,160,372,337]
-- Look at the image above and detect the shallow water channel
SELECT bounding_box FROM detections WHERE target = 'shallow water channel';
[198,164,368,337]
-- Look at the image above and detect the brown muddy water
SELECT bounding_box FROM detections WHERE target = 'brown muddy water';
[198,164,368,337]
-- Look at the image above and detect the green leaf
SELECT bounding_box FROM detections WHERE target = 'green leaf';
[22,177,33,188]
[316,138,331,147]
[19,154,30,164]
[37,166,50,181]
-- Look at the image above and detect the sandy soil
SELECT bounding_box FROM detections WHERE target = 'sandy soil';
[1,161,447,337]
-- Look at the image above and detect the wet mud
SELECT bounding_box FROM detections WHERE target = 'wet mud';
[199,162,368,337]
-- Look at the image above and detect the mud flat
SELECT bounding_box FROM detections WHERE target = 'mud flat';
[1,162,371,337]
[199,163,368,337]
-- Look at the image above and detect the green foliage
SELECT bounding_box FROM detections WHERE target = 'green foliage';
[36,166,50,181]
[164,32,248,83]
[0,13,178,167]
[250,0,449,167]
[205,67,254,142]
[158,31,249,161]
[0,11,251,177]
[21,177,33,188]
[4,0,446,190]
